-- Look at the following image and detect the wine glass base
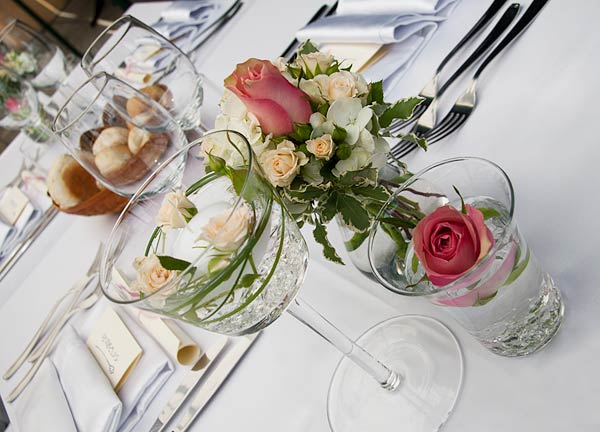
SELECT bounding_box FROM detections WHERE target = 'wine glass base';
[327,315,463,432]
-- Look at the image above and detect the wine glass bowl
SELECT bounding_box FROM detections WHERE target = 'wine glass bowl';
[52,72,188,199]
[81,15,204,130]
[0,19,74,94]
[99,130,309,335]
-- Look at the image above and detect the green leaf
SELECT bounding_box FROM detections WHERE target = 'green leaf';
[397,133,428,151]
[503,248,531,286]
[289,123,312,142]
[411,253,419,274]
[477,207,501,220]
[377,216,416,229]
[344,231,369,252]
[157,255,193,272]
[336,193,371,232]
[313,222,344,264]
[238,273,260,288]
[321,192,338,223]
[228,167,248,196]
[298,40,319,55]
[379,97,423,128]
[354,185,390,202]
[453,185,467,214]
[473,290,497,306]
[367,80,384,105]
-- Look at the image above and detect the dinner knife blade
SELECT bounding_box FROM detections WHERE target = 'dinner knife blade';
[149,336,229,432]
[172,333,259,432]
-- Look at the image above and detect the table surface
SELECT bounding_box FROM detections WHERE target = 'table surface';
[1,0,600,431]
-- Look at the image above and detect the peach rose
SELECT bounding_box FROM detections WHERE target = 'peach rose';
[306,134,334,160]
[197,205,252,251]
[260,140,308,187]
[132,254,177,295]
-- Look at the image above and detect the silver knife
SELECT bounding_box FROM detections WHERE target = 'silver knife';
[173,333,259,432]
[149,337,229,432]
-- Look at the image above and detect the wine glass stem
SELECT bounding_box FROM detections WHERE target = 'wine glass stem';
[287,296,402,391]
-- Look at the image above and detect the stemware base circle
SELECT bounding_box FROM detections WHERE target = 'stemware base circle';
[327,315,463,432]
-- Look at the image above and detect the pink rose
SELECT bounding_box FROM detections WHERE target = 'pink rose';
[5,97,22,114]
[224,58,312,136]
[413,204,494,287]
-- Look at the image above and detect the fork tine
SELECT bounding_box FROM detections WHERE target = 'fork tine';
[425,113,468,143]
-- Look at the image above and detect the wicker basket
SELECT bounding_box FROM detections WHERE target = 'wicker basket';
[54,188,128,216]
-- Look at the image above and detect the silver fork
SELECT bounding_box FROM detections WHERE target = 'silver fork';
[389,3,520,160]
[391,0,550,160]
[388,0,509,132]
[3,242,104,380]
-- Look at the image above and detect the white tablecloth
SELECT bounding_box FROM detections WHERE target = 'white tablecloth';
[1,0,600,431]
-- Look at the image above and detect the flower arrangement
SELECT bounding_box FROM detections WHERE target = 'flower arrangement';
[204,41,426,263]
[0,50,36,77]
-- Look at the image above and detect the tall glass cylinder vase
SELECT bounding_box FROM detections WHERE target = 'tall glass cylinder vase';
[369,157,564,356]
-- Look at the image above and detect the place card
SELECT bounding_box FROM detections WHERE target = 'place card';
[86,306,143,392]
[320,43,386,72]
[0,187,30,225]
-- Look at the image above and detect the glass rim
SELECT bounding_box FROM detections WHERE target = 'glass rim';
[81,14,193,76]
[368,156,516,296]
[99,129,267,305]
[0,19,51,49]
[51,71,173,134]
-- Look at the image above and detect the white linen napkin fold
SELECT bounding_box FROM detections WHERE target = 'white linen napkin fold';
[338,0,457,16]
[296,14,444,44]
[52,325,122,432]
[12,359,77,432]
[296,0,459,91]
[151,0,238,53]
[76,300,174,432]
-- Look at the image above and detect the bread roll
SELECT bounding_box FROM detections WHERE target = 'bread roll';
[126,84,173,123]
[92,127,129,155]
[95,145,133,180]
[47,154,101,209]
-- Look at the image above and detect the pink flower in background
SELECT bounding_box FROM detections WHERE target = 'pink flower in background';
[413,204,494,287]
[224,58,312,136]
[4,97,22,114]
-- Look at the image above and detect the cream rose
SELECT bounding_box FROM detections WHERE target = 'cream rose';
[197,205,252,251]
[315,71,358,102]
[306,134,335,160]
[298,52,334,75]
[132,254,178,295]
[260,140,309,187]
[156,190,196,231]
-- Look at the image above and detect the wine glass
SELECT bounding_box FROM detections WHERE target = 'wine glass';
[368,157,563,356]
[0,69,51,143]
[99,131,463,432]
[81,15,204,131]
[52,72,188,199]
[0,19,74,94]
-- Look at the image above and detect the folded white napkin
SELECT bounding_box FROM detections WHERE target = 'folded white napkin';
[52,325,122,432]
[12,359,77,432]
[338,0,457,15]
[151,0,238,53]
[77,300,174,432]
[296,0,459,91]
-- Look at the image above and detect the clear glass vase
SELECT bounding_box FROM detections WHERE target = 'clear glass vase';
[369,157,564,356]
